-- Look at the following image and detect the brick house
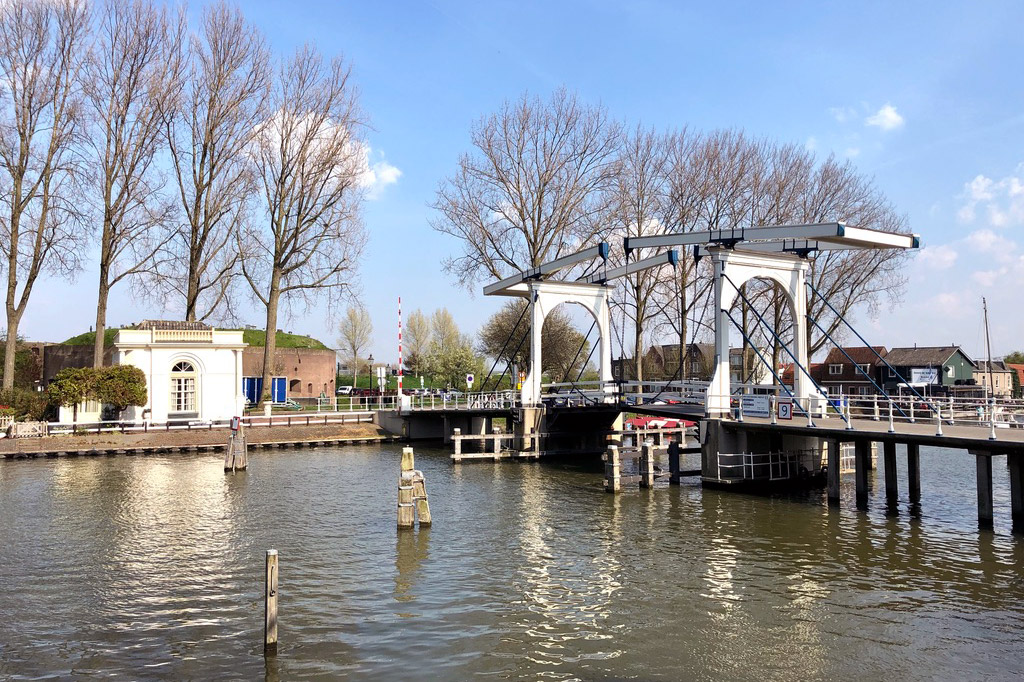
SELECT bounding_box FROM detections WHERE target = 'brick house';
[819,346,887,396]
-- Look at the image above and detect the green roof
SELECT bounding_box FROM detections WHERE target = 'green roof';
[62,329,120,346]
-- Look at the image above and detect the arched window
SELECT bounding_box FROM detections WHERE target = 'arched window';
[170,361,197,416]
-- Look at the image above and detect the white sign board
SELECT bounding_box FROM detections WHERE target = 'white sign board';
[778,400,793,420]
[910,368,939,384]
[740,394,770,417]
[466,373,474,389]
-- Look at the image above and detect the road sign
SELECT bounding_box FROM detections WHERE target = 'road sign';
[466,373,474,389]
[778,400,793,420]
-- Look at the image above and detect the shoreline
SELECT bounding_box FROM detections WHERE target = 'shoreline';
[0,422,402,460]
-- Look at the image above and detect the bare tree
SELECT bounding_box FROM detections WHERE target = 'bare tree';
[432,88,622,288]
[606,125,671,390]
[160,1,270,322]
[404,308,430,376]
[240,45,366,404]
[0,0,91,389]
[336,306,372,387]
[84,0,185,367]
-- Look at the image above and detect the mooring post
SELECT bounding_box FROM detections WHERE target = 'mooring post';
[845,398,854,431]
[398,447,416,528]
[264,549,278,656]
[827,438,841,507]
[883,440,898,506]
[452,427,462,463]
[888,399,895,433]
[873,394,879,421]
[605,444,621,493]
[976,453,994,527]
[906,442,921,502]
[640,440,655,488]
[668,437,681,485]
[854,440,870,510]
[493,426,501,458]
[1008,453,1024,533]
[909,399,915,424]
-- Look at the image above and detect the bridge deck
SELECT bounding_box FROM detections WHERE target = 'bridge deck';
[725,416,1024,453]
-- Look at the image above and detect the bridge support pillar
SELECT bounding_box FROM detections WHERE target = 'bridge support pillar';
[1008,453,1024,532]
[640,441,656,489]
[605,445,621,493]
[883,441,898,507]
[854,440,870,510]
[976,453,994,528]
[907,443,921,503]
[827,439,841,506]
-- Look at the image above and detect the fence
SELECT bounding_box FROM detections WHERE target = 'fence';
[44,411,375,436]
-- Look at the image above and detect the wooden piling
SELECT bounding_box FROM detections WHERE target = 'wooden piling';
[399,446,430,528]
[264,549,278,655]
[640,441,655,488]
[854,440,870,510]
[907,442,921,502]
[1008,453,1024,532]
[224,422,247,472]
[976,453,994,527]
[452,427,462,463]
[668,439,681,486]
[883,440,898,506]
[827,439,841,506]
[605,445,621,493]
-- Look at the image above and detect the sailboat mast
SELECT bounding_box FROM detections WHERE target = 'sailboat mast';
[983,297,994,400]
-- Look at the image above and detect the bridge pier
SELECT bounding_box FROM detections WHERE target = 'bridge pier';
[975,453,994,528]
[854,440,871,510]
[907,443,921,502]
[1008,453,1024,532]
[883,441,898,507]
[827,438,841,506]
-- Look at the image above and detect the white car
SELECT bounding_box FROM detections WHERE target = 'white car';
[336,386,354,395]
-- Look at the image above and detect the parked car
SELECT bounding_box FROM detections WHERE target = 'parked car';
[336,385,354,395]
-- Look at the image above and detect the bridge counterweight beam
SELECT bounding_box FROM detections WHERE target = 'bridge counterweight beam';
[854,440,871,510]
[827,439,841,506]
[976,453,994,528]
[907,443,921,503]
[883,441,898,508]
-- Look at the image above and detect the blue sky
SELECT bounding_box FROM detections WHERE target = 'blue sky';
[23,0,1024,363]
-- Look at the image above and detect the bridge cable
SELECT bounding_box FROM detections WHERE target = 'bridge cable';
[806,281,941,416]
[479,302,530,391]
[722,272,843,418]
[806,314,910,419]
[722,307,809,416]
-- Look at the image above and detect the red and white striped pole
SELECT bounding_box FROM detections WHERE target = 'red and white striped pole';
[397,297,403,396]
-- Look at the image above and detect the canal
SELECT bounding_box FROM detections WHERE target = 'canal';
[1,445,1023,680]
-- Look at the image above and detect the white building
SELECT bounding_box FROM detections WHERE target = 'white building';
[113,321,247,423]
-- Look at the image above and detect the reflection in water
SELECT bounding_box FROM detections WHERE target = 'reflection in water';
[1,445,1024,680]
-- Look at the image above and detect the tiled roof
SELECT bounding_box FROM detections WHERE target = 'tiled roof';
[879,346,974,368]
[823,346,887,364]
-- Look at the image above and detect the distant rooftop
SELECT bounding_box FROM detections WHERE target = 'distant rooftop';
[131,320,211,331]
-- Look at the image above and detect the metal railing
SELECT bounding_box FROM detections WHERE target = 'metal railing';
[44,411,375,436]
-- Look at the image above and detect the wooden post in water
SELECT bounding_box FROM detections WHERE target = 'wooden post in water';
[883,440,898,506]
[854,440,870,510]
[452,427,462,464]
[827,439,841,507]
[398,447,416,528]
[976,452,994,527]
[907,443,921,502]
[640,440,655,488]
[399,447,431,528]
[493,427,501,458]
[224,420,247,472]
[605,444,621,493]
[668,438,681,486]
[1008,453,1024,532]
[264,549,278,655]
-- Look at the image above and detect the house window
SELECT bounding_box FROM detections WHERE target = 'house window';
[829,364,843,375]
[170,361,197,415]
[859,364,871,374]
[888,367,898,379]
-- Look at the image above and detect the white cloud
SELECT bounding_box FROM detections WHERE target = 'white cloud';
[972,269,1005,287]
[865,104,904,131]
[916,244,957,269]
[844,147,861,158]
[358,145,401,199]
[828,106,857,124]
[805,136,817,152]
[956,164,1024,228]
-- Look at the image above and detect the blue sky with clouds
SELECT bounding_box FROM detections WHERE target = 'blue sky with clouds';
[23,0,1024,363]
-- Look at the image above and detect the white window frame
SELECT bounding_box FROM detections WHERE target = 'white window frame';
[170,360,198,416]
[829,364,843,375]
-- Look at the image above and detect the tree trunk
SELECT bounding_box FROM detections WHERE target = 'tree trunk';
[185,239,202,321]
[634,316,644,395]
[2,313,18,391]
[260,275,281,405]
[93,277,110,369]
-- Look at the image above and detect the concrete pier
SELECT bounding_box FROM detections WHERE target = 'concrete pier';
[855,440,870,510]
[827,438,841,506]
[883,441,898,506]
[976,453,994,527]
[907,443,921,502]
[1009,453,1024,532]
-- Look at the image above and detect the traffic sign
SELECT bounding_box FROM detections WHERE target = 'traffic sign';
[466,373,474,389]
[778,400,793,420]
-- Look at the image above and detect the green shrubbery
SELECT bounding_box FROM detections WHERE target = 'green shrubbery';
[0,388,50,421]
[47,366,147,421]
